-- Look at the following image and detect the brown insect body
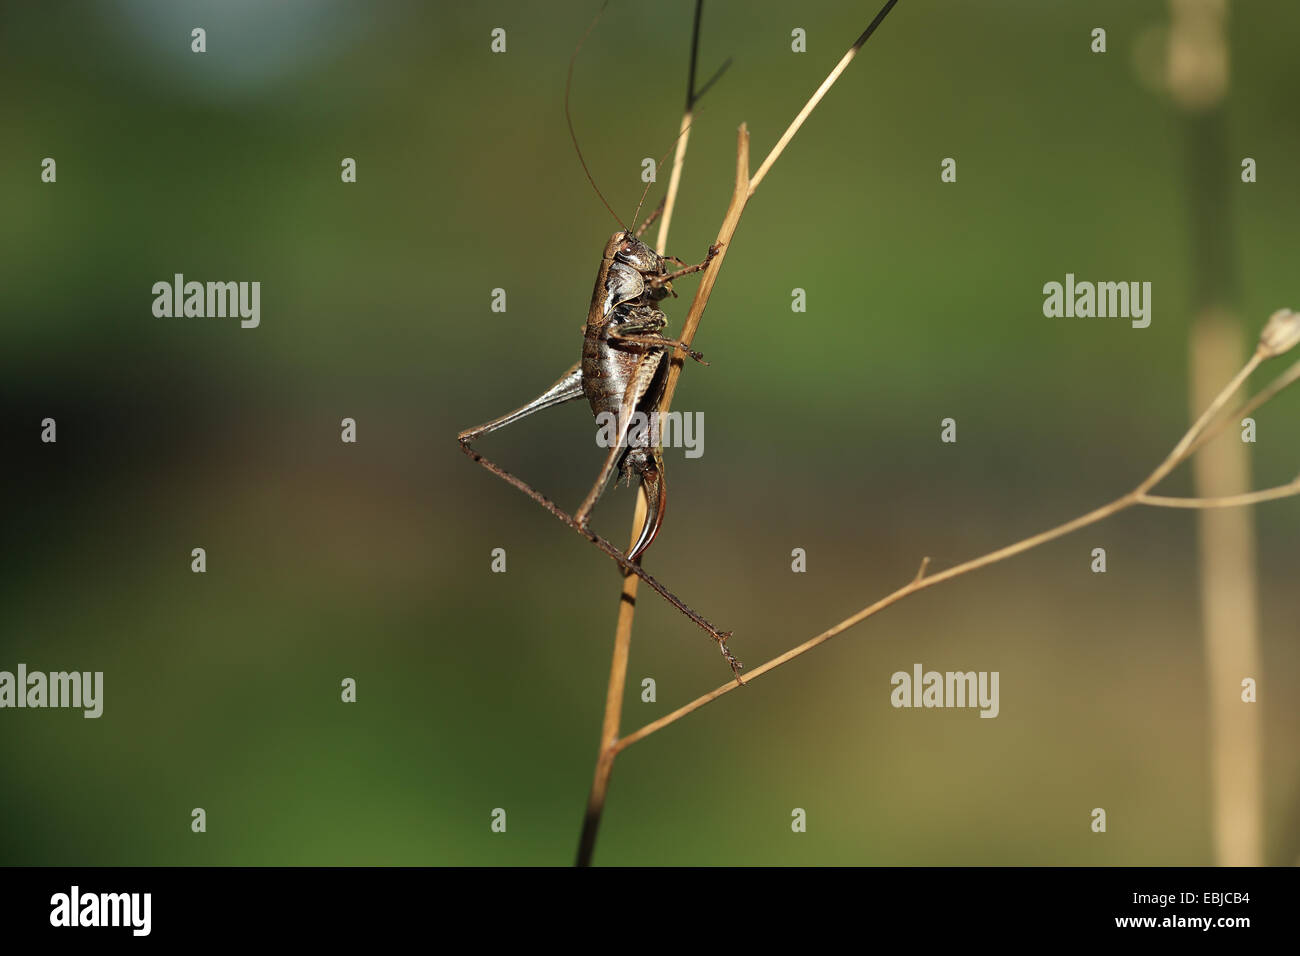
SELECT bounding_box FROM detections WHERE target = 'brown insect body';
[456,225,712,565]
[455,5,743,677]
[582,231,675,560]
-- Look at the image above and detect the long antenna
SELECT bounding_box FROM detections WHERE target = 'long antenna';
[565,2,627,230]
[629,0,731,234]
[629,118,696,233]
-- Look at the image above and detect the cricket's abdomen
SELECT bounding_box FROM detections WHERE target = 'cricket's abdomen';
[581,331,641,419]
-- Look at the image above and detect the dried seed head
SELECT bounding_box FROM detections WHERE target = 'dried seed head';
[1259,308,1300,357]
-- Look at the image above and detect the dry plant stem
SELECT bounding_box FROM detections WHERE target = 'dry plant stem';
[578,0,709,867]
[576,126,750,868]
[615,494,1134,752]
[578,0,900,866]
[578,0,1300,863]
[575,133,689,866]
[1166,0,1259,865]
[1137,347,1265,494]
[663,125,750,407]
[1139,481,1300,508]
[574,490,646,869]
[657,113,692,252]
[1183,356,1300,461]
[748,0,899,197]
[614,345,1300,753]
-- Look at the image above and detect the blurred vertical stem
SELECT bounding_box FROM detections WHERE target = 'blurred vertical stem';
[1166,0,1262,866]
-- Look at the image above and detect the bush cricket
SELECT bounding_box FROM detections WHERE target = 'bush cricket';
[457,7,740,676]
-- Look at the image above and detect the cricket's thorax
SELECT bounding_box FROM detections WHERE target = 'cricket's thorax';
[585,232,667,328]
[581,231,671,420]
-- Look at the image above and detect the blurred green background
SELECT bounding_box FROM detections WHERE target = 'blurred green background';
[2,0,1298,865]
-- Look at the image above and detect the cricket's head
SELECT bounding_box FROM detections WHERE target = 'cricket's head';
[613,232,663,275]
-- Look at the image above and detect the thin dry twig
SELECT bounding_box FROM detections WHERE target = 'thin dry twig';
[577,123,751,868]
[748,0,899,198]
[577,0,901,865]
[577,0,713,867]
[578,0,741,865]
[1139,481,1300,508]
[1183,356,1300,461]
[574,0,1300,868]
[1137,348,1265,494]
[613,333,1300,754]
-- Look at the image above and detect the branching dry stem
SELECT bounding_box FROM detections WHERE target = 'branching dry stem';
[608,341,1300,758]
[574,0,1300,867]
[578,0,899,866]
